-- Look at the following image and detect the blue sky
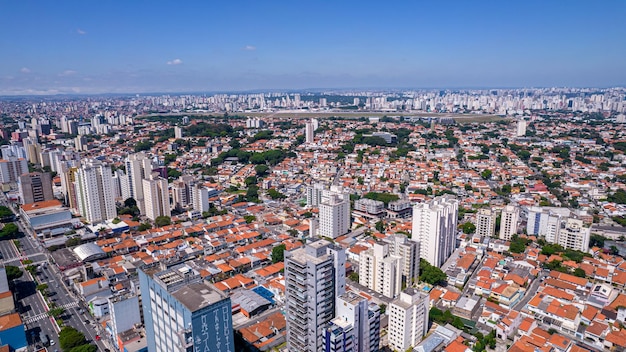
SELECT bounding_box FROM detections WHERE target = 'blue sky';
[1,1,625,94]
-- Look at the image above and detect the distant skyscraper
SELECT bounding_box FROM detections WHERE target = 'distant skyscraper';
[75,160,116,224]
[324,291,380,352]
[305,121,315,143]
[285,240,346,352]
[411,195,458,268]
[475,208,497,238]
[499,205,519,241]
[388,289,430,352]
[18,172,53,204]
[174,126,183,139]
[320,98,327,107]
[516,119,527,137]
[142,173,170,221]
[319,191,350,239]
[359,243,402,299]
[139,263,234,352]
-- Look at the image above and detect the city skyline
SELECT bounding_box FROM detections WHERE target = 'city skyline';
[1,1,625,95]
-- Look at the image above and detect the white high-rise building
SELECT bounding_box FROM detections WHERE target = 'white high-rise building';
[306,183,326,207]
[386,234,420,285]
[475,208,497,238]
[191,184,211,213]
[305,121,315,144]
[411,195,458,268]
[516,119,527,137]
[499,205,519,241]
[324,292,380,352]
[319,192,351,239]
[75,160,117,224]
[359,243,402,299]
[142,173,170,221]
[0,156,28,184]
[311,118,319,131]
[557,218,590,252]
[124,152,153,214]
[285,240,346,352]
[174,126,183,139]
[388,289,430,352]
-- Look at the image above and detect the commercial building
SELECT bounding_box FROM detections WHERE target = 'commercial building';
[324,292,380,352]
[411,195,458,268]
[139,263,234,352]
[499,205,519,241]
[142,173,171,221]
[285,240,346,352]
[108,294,142,343]
[353,198,386,219]
[388,289,430,352]
[18,172,54,204]
[20,199,80,238]
[75,160,117,224]
[0,313,27,351]
[359,243,402,299]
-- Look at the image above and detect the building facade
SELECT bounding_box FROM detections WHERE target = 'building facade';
[142,174,171,221]
[319,192,350,239]
[499,205,519,241]
[388,289,430,352]
[411,195,458,268]
[139,263,234,352]
[18,172,54,204]
[475,208,497,238]
[324,292,380,352]
[359,243,402,299]
[285,240,346,352]
[75,160,116,224]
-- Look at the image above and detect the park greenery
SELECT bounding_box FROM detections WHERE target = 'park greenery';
[419,259,447,286]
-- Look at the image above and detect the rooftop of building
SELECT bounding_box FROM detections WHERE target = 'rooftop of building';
[171,281,228,313]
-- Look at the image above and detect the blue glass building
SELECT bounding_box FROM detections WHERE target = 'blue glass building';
[139,263,234,352]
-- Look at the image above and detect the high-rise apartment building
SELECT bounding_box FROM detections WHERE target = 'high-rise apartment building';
[475,208,497,238]
[0,156,28,183]
[306,121,315,143]
[191,184,210,214]
[139,263,234,352]
[388,289,430,352]
[324,292,380,352]
[411,195,458,268]
[386,234,420,286]
[319,191,350,239]
[124,152,154,214]
[142,173,170,221]
[499,205,519,241]
[306,183,325,207]
[75,160,116,224]
[359,243,402,299]
[557,218,590,252]
[285,240,346,352]
[516,119,527,137]
[174,126,183,139]
[18,172,54,204]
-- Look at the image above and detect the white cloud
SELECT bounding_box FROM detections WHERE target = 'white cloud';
[77,29,87,35]
[20,67,31,74]
[242,45,256,51]
[59,70,77,76]
[167,58,183,65]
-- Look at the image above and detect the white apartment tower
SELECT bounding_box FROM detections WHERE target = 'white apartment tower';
[124,152,153,214]
[191,184,211,214]
[386,234,420,285]
[516,119,527,137]
[324,292,380,352]
[305,121,315,144]
[475,208,497,238]
[499,205,519,240]
[388,289,430,352]
[359,243,402,299]
[174,126,183,139]
[319,192,351,239]
[285,240,346,352]
[142,173,170,221]
[75,160,117,224]
[557,218,590,252]
[411,195,458,268]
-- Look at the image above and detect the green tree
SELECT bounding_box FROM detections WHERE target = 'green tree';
[37,283,49,292]
[379,304,387,314]
[0,206,13,221]
[461,222,476,234]
[48,307,65,318]
[59,326,87,351]
[375,221,385,233]
[573,268,586,278]
[348,272,359,282]
[271,244,286,263]
[65,237,82,247]
[124,198,137,208]
[70,345,98,352]
[589,234,606,248]
[254,164,269,177]
[267,188,286,200]
[138,222,152,231]
[419,259,447,285]
[243,215,256,224]
[5,266,23,281]
[480,169,493,180]
[154,216,172,227]
[509,235,530,254]
[0,223,19,238]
